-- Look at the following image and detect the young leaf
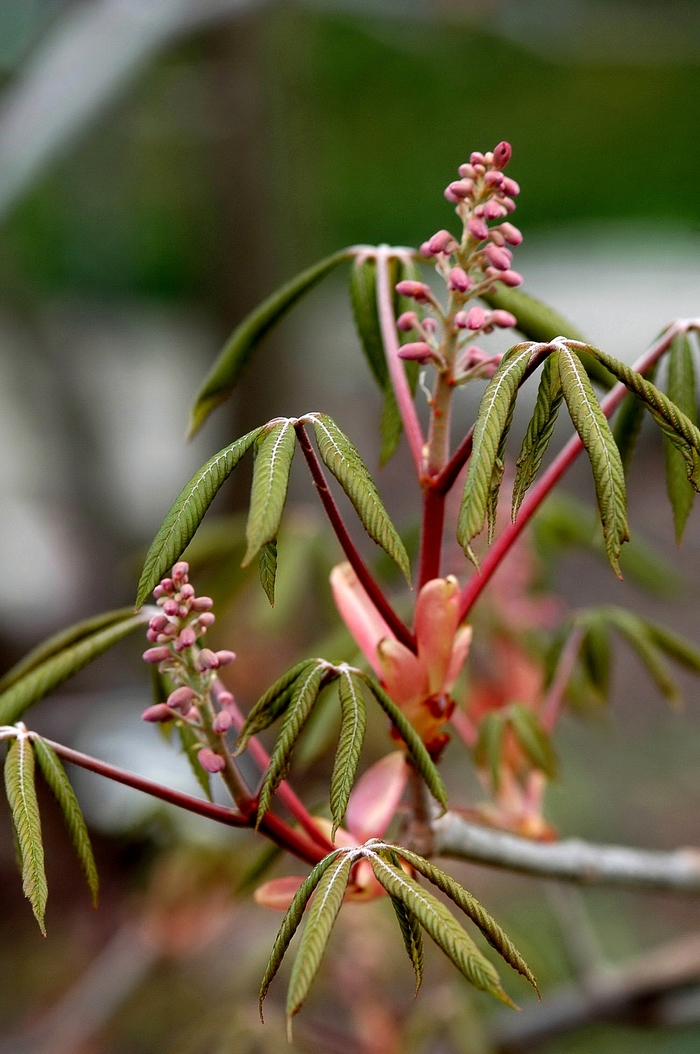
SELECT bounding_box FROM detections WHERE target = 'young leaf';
[259,851,341,1019]
[391,846,538,994]
[136,428,262,607]
[5,735,47,934]
[235,659,319,755]
[330,670,367,838]
[367,852,514,1007]
[602,607,681,707]
[350,257,389,389]
[0,614,146,726]
[243,421,297,567]
[257,663,328,824]
[32,736,99,908]
[457,343,534,564]
[311,414,411,582]
[506,704,557,779]
[188,249,351,437]
[579,619,612,700]
[361,675,448,812]
[259,540,278,607]
[558,347,629,577]
[286,853,353,1028]
[474,711,505,789]
[643,619,700,674]
[663,334,697,542]
[390,894,424,994]
[177,722,212,800]
[512,353,563,519]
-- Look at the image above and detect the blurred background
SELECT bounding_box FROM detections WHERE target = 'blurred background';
[1,1,700,1051]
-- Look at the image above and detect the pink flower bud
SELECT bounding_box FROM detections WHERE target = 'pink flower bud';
[443,186,460,203]
[465,306,487,330]
[484,171,504,188]
[172,562,189,582]
[168,686,196,712]
[197,648,219,670]
[142,704,174,723]
[484,151,494,165]
[461,345,489,367]
[397,342,433,363]
[458,163,476,178]
[454,312,469,329]
[502,197,517,213]
[217,690,234,708]
[149,614,169,632]
[446,179,473,200]
[163,599,179,616]
[473,164,486,176]
[216,650,236,666]
[422,317,437,334]
[468,217,489,240]
[484,199,505,219]
[160,578,174,594]
[499,269,523,287]
[163,621,178,637]
[180,584,195,599]
[484,244,513,271]
[493,141,512,170]
[502,177,520,197]
[427,229,458,255]
[213,710,233,734]
[489,229,506,246]
[470,151,486,164]
[142,646,172,664]
[491,310,517,328]
[197,612,216,629]
[191,596,214,612]
[395,280,432,303]
[198,749,226,774]
[177,626,197,649]
[448,267,471,293]
[146,629,160,642]
[178,605,189,618]
[499,222,523,246]
[153,585,165,599]
[396,311,418,332]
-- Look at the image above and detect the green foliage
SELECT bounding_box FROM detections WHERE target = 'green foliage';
[258,541,278,607]
[135,428,262,607]
[512,354,563,519]
[663,334,697,542]
[330,670,367,837]
[612,390,648,477]
[311,414,411,582]
[390,894,424,994]
[4,735,47,934]
[177,721,212,801]
[0,613,146,725]
[32,736,99,908]
[474,711,505,789]
[188,249,351,437]
[579,620,613,701]
[235,660,319,755]
[243,421,297,567]
[457,343,534,563]
[506,704,557,779]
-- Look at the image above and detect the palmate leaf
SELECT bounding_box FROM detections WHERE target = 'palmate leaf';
[330,670,367,838]
[0,614,146,726]
[188,249,352,438]
[311,414,411,583]
[258,540,278,607]
[512,353,564,519]
[506,704,557,779]
[390,894,424,994]
[367,851,515,1007]
[243,421,297,567]
[256,663,327,825]
[5,735,47,934]
[361,675,448,812]
[457,343,534,564]
[235,659,319,755]
[663,334,697,542]
[557,347,629,576]
[286,853,353,1031]
[259,851,341,1019]
[392,846,538,994]
[135,427,262,607]
[32,736,99,908]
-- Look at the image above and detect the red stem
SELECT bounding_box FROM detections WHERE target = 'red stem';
[417,486,446,588]
[295,422,416,651]
[43,737,326,866]
[458,326,684,621]
[541,625,584,733]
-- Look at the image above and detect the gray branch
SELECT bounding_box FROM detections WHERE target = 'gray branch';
[432,811,700,893]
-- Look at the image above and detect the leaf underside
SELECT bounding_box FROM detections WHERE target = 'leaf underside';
[5,736,47,933]
[243,421,297,567]
[512,353,563,520]
[259,540,278,607]
[330,670,367,838]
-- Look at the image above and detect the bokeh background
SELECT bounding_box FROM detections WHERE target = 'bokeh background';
[1,1,700,1052]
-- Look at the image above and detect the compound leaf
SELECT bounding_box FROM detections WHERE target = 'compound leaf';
[330,670,367,838]
[5,735,47,934]
[243,421,297,567]
[235,660,319,755]
[602,607,681,707]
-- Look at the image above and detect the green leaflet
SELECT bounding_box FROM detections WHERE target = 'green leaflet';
[474,711,505,789]
[188,249,351,437]
[481,285,614,389]
[32,736,99,908]
[613,393,646,477]
[512,353,563,520]
[0,608,134,694]
[259,852,340,1019]
[367,852,514,1007]
[177,721,212,800]
[557,348,629,577]
[390,894,424,994]
[258,540,278,607]
[392,846,538,994]
[286,853,353,1029]
[5,736,47,934]
[330,670,367,838]
[350,257,390,389]
[506,704,557,779]
[136,427,262,607]
[243,421,297,567]
[664,335,697,542]
[256,664,327,825]
[643,619,700,674]
[361,675,448,811]
[379,385,403,466]
[457,344,534,565]
[600,607,681,707]
[579,620,612,701]
[0,614,146,726]
[311,414,411,582]
[235,660,318,755]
